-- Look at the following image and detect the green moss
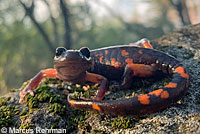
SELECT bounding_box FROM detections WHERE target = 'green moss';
[25,94,39,109]
[111,116,133,129]
[92,129,106,134]
[23,83,64,109]
[64,109,91,132]
[19,110,28,116]
[0,97,21,128]
[70,85,85,93]
[0,97,8,106]
[50,123,59,129]
[44,77,63,85]
[71,91,82,100]
[78,121,91,132]
[0,104,18,127]
[19,123,34,129]
[48,103,67,115]
[69,83,98,100]
[136,77,161,89]
[83,89,96,99]
[14,109,20,115]
[20,115,29,120]
[126,92,131,97]
[49,94,62,103]
[37,90,52,102]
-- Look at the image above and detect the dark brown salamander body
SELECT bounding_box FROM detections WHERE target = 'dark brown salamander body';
[68,46,189,115]
[89,46,178,79]
[19,39,189,115]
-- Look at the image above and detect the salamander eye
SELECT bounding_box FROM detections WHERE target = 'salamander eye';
[56,47,67,57]
[80,47,90,58]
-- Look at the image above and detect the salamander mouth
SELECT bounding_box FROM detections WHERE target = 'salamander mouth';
[54,58,91,77]
[54,59,91,68]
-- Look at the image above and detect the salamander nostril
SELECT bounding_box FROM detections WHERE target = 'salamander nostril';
[56,47,67,56]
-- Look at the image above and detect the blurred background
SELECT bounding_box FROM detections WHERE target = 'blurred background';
[0,0,199,95]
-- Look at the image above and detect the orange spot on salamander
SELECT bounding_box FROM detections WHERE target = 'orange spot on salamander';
[92,104,101,111]
[138,50,143,54]
[111,58,115,65]
[69,100,75,107]
[125,58,133,64]
[149,89,169,99]
[105,50,108,55]
[143,42,153,49]
[138,94,150,104]
[95,54,100,57]
[95,53,104,63]
[149,89,163,96]
[95,54,103,57]
[99,55,104,62]
[164,83,177,88]
[160,91,169,99]
[121,50,129,56]
[114,62,119,68]
[127,64,154,77]
[111,58,119,68]
[174,66,189,79]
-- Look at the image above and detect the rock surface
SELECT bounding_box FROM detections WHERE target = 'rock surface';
[1,23,200,134]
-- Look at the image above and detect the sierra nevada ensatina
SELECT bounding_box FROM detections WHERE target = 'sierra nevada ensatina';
[19,39,189,115]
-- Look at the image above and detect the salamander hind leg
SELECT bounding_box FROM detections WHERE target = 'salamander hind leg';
[130,38,153,49]
[110,64,159,91]
[110,65,133,90]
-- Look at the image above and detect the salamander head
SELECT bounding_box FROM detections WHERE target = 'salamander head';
[54,47,91,82]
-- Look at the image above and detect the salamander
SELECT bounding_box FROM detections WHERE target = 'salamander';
[19,39,189,115]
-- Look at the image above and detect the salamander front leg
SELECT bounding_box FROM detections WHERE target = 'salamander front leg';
[85,72,108,101]
[19,69,57,103]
